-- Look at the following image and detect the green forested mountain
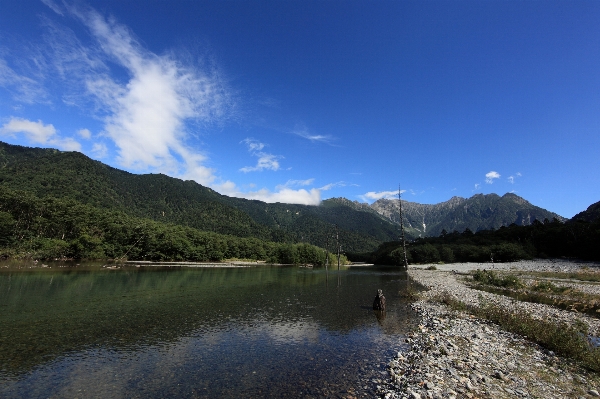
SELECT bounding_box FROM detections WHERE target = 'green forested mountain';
[0,186,343,263]
[0,142,397,253]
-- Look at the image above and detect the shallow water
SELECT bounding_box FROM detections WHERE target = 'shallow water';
[0,261,417,398]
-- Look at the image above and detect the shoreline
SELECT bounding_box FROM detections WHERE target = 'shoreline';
[380,260,600,399]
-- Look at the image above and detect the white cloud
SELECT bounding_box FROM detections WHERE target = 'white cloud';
[241,138,264,152]
[77,128,92,139]
[1,117,56,143]
[485,171,500,184]
[358,189,403,202]
[0,117,81,151]
[474,183,481,190]
[215,181,321,205]
[91,142,108,158]
[58,137,82,151]
[240,138,282,173]
[292,126,334,144]
[34,4,234,185]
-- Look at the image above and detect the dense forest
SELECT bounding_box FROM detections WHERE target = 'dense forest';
[351,217,600,265]
[0,187,346,265]
[0,142,397,253]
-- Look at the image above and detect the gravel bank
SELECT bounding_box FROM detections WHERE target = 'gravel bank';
[379,260,600,399]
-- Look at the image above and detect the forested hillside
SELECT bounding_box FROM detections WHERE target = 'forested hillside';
[353,218,600,265]
[0,141,397,253]
[0,187,345,264]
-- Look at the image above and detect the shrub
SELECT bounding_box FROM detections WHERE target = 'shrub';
[472,269,523,289]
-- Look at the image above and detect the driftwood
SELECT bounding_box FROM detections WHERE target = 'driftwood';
[373,289,386,311]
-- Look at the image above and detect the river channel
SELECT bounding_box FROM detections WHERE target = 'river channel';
[0,261,418,398]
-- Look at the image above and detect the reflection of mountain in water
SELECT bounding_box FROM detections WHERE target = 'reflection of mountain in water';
[0,263,416,376]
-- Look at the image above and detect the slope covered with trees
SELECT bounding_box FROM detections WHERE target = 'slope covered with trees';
[0,142,397,253]
[0,187,346,264]
[353,217,600,265]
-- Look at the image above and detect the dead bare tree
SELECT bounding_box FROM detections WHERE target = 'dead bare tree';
[398,185,408,268]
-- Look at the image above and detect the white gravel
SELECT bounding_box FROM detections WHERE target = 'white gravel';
[379,259,600,399]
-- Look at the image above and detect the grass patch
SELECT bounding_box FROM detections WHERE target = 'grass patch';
[530,280,571,294]
[432,291,600,372]
[425,265,437,270]
[466,270,600,318]
[513,270,600,283]
[472,269,523,289]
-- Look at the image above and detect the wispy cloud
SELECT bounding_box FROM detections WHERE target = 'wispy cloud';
[0,117,81,151]
[485,171,500,184]
[291,126,334,144]
[91,142,108,158]
[18,2,235,185]
[508,172,522,184]
[319,181,357,191]
[358,189,404,202]
[239,138,282,173]
[77,128,92,139]
[276,178,315,190]
[0,58,49,105]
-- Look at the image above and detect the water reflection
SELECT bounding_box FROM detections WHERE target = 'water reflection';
[0,262,418,398]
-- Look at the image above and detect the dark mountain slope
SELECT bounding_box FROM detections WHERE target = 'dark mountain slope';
[571,201,600,223]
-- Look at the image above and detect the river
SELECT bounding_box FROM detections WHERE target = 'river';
[0,261,417,398]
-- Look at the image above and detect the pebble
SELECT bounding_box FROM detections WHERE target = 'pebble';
[377,260,600,399]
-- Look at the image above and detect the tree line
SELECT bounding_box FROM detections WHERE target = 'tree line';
[0,188,347,265]
[349,217,600,265]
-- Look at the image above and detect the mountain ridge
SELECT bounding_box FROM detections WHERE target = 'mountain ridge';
[0,141,577,251]
[370,192,565,237]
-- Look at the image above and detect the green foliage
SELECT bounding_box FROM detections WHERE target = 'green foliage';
[438,245,455,263]
[0,187,341,264]
[530,280,570,294]
[356,214,600,264]
[410,243,440,264]
[472,270,523,289]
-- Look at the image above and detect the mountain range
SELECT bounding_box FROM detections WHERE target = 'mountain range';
[0,141,586,252]
[370,194,565,238]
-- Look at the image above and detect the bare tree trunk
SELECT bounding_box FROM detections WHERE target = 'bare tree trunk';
[399,185,408,268]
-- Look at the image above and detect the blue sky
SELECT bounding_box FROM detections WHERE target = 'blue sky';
[1,1,599,218]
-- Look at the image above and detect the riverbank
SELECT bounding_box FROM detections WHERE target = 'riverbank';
[379,260,600,399]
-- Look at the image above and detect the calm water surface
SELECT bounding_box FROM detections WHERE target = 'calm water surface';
[0,262,417,398]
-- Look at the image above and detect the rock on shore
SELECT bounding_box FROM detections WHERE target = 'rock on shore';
[379,260,600,399]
